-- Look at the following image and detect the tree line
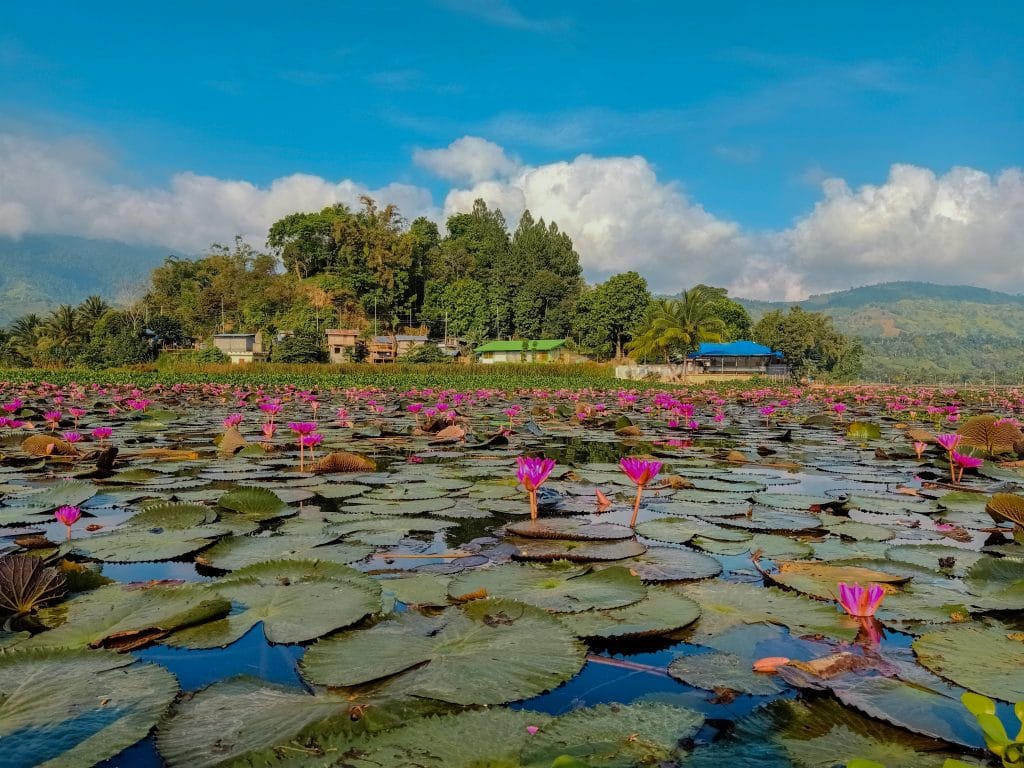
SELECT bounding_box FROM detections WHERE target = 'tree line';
[0,196,862,379]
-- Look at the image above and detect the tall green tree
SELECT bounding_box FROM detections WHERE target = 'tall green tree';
[692,285,753,341]
[42,305,84,347]
[752,306,863,380]
[590,272,650,358]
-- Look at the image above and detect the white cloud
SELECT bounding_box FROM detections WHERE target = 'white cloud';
[785,164,1024,294]
[413,136,520,184]
[0,133,439,252]
[1,130,1022,300]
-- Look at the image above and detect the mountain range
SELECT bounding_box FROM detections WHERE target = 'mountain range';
[1,235,1021,382]
[0,235,176,325]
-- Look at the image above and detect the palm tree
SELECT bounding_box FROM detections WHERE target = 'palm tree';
[77,295,110,331]
[9,314,42,348]
[42,305,84,347]
[626,289,725,365]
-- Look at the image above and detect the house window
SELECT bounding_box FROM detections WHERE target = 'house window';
[333,346,341,353]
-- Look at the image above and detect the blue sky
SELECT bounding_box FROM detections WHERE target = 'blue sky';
[1,1,1022,297]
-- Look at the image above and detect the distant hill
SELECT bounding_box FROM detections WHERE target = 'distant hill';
[0,235,177,324]
[736,282,1024,383]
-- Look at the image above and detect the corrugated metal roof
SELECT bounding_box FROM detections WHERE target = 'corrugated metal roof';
[475,339,566,353]
[690,341,782,357]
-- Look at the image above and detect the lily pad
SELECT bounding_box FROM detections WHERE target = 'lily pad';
[913,622,1024,701]
[196,534,373,571]
[155,678,349,768]
[509,537,647,562]
[448,562,646,612]
[217,488,293,520]
[520,701,704,768]
[0,648,178,768]
[616,545,723,581]
[505,518,634,540]
[19,581,230,651]
[668,649,785,695]
[165,560,381,647]
[300,598,586,705]
[566,585,701,638]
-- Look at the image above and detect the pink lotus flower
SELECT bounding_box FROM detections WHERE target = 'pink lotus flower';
[619,457,662,486]
[62,431,82,443]
[44,410,61,430]
[223,413,244,429]
[913,441,927,459]
[935,433,961,451]
[261,422,276,440]
[287,421,317,435]
[950,450,983,482]
[3,399,23,414]
[300,433,323,448]
[837,582,885,617]
[620,457,662,527]
[516,456,556,520]
[91,426,113,444]
[55,504,81,540]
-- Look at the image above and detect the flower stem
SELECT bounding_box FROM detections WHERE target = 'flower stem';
[630,485,644,527]
[529,490,538,520]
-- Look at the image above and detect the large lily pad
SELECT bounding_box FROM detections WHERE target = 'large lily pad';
[616,544,723,581]
[300,598,586,705]
[0,648,178,768]
[520,701,704,768]
[195,534,373,571]
[669,649,785,695]
[217,488,293,520]
[509,537,647,562]
[682,580,859,641]
[155,677,350,768]
[72,525,225,563]
[505,518,634,540]
[447,562,646,612]
[19,581,231,651]
[686,696,976,768]
[766,560,912,600]
[166,560,382,648]
[913,623,1024,701]
[562,585,701,638]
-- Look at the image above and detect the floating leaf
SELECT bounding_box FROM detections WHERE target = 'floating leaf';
[0,648,178,768]
[156,678,349,768]
[313,451,378,473]
[217,487,292,520]
[166,560,381,648]
[448,562,646,612]
[509,537,647,562]
[9,479,96,511]
[766,560,911,600]
[669,649,785,695]
[72,526,224,563]
[196,534,373,571]
[300,598,586,705]
[913,623,1024,701]
[520,702,703,768]
[505,518,634,540]
[566,585,700,638]
[615,545,722,582]
[686,697,973,768]
[19,581,230,652]
[847,422,883,441]
[682,580,858,641]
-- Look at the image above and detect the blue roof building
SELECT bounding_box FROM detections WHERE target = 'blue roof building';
[688,340,788,376]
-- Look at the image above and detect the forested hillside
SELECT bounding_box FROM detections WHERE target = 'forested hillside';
[739,282,1024,383]
[0,235,173,324]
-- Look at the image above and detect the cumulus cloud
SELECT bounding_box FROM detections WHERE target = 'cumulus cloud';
[784,164,1024,294]
[1,130,1022,299]
[0,133,439,252]
[413,135,520,184]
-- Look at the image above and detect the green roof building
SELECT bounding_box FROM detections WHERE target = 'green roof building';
[474,339,573,364]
